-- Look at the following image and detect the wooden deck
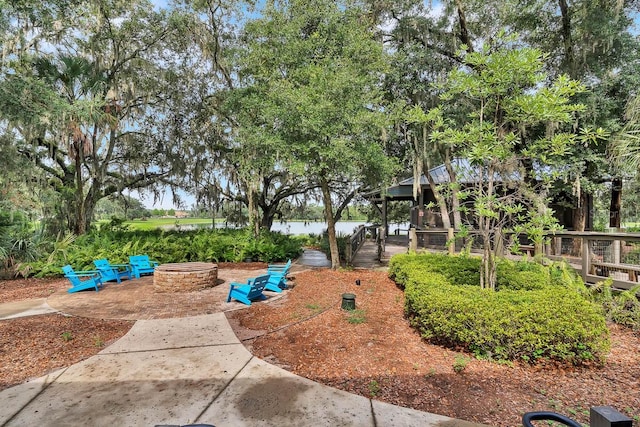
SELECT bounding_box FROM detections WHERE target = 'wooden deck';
[350,238,407,268]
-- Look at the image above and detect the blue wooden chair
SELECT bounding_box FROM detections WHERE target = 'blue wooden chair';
[264,275,285,293]
[128,254,159,278]
[267,259,291,273]
[266,259,292,290]
[93,259,132,283]
[227,275,270,305]
[62,265,103,293]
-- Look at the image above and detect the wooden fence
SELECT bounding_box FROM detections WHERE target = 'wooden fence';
[544,231,640,290]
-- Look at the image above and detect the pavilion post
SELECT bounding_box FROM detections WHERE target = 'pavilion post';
[382,197,388,237]
[409,228,417,252]
[418,188,424,228]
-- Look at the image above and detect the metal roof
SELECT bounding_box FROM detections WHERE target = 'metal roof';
[366,158,525,201]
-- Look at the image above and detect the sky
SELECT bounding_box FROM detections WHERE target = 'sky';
[133,188,194,210]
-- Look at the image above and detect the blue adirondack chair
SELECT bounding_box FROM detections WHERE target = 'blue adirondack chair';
[93,259,132,283]
[266,259,292,290]
[227,275,270,305]
[128,255,159,278]
[62,265,103,293]
[267,259,291,273]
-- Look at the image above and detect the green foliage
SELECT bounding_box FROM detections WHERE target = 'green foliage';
[391,253,610,365]
[425,36,587,289]
[60,332,73,342]
[453,355,470,373]
[0,209,46,277]
[0,2,206,235]
[495,259,550,291]
[238,230,303,263]
[389,253,480,287]
[346,309,367,324]
[23,228,303,277]
[318,232,349,264]
[230,0,397,267]
[581,280,640,330]
[368,379,381,397]
[622,244,640,264]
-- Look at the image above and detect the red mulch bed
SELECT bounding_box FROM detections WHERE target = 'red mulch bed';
[227,269,640,427]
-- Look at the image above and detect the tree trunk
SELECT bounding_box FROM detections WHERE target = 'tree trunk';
[480,165,497,290]
[320,175,340,269]
[246,184,260,237]
[82,197,96,233]
[481,233,490,289]
[454,0,473,53]
[480,227,497,290]
[609,177,622,229]
[558,0,576,78]
[444,149,462,229]
[418,133,451,229]
[260,206,277,231]
[74,145,86,235]
[572,192,587,256]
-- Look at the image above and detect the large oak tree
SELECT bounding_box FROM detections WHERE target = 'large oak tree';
[230,0,397,267]
[0,0,199,234]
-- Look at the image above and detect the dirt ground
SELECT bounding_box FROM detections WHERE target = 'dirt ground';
[1,268,639,427]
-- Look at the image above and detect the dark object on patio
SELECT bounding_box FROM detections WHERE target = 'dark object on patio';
[341,293,356,310]
[522,411,582,427]
[590,406,633,427]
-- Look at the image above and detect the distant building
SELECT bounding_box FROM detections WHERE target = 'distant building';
[174,210,189,218]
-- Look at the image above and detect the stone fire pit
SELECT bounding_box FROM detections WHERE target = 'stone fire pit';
[153,262,218,293]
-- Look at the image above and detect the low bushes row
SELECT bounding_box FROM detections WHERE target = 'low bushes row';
[389,253,610,365]
[318,232,349,263]
[22,228,304,277]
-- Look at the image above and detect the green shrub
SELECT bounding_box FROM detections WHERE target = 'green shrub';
[318,232,349,263]
[495,258,550,290]
[24,228,303,277]
[393,253,610,365]
[389,253,480,288]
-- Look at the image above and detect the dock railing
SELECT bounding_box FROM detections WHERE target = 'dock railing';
[345,224,367,265]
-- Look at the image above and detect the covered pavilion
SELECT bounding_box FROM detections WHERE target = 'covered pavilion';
[364,160,591,236]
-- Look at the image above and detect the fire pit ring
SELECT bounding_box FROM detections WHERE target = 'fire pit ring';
[153,262,218,293]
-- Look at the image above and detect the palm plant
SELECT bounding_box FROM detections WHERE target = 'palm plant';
[610,95,640,172]
[0,210,44,277]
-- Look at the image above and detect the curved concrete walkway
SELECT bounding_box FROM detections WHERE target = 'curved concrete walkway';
[0,263,488,427]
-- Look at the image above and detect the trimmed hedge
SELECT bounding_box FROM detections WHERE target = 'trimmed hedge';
[390,253,610,365]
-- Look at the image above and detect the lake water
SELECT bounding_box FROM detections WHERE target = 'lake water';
[169,220,409,236]
[271,221,363,235]
[270,221,409,235]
